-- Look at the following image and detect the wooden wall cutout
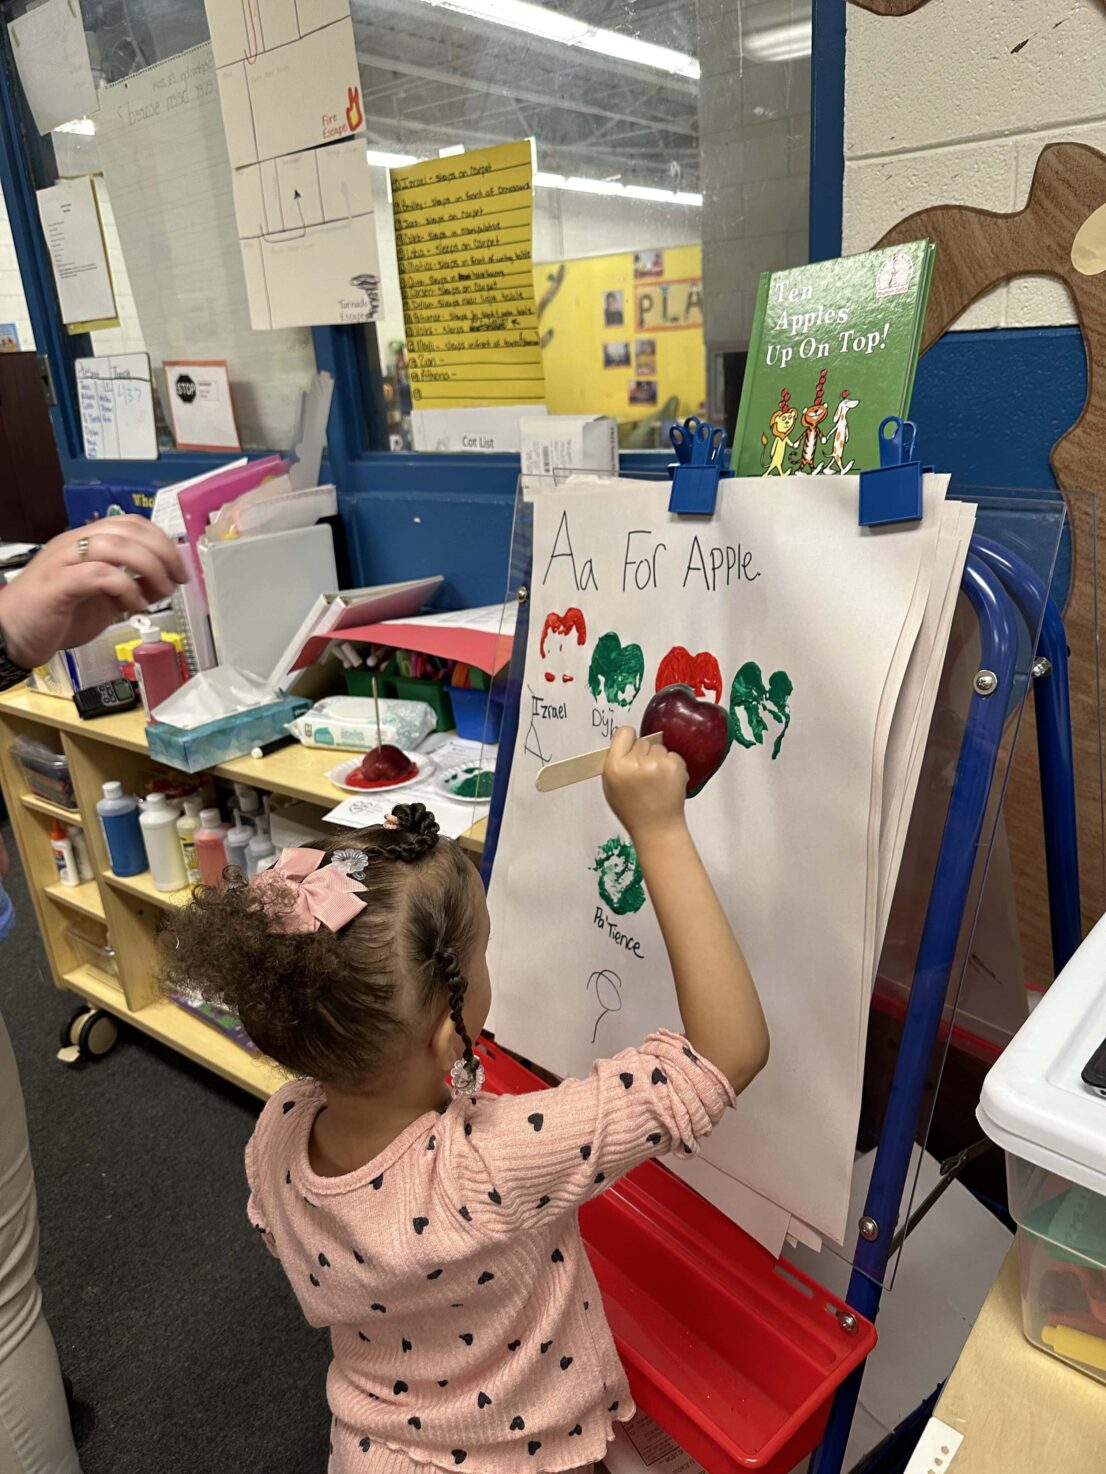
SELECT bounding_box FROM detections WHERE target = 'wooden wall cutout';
[876,141,1106,987]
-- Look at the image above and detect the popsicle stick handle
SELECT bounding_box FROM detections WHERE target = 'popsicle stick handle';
[535,731,663,792]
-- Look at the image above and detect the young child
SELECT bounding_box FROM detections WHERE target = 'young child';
[163,728,768,1473]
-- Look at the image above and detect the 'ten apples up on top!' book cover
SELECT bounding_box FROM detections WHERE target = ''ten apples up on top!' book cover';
[732,240,935,478]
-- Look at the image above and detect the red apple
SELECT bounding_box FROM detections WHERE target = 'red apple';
[360,745,416,784]
[640,683,732,797]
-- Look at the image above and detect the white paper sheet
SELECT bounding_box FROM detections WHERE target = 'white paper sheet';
[488,476,953,1245]
[9,0,99,136]
[36,176,116,326]
[75,352,157,460]
[94,45,316,448]
[163,359,241,451]
[203,0,382,331]
[233,135,384,329]
[205,0,364,169]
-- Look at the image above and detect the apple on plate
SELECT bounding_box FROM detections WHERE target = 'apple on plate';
[640,683,732,797]
[360,745,416,784]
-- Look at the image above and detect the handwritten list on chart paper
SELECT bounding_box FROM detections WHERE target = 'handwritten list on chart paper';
[390,141,546,410]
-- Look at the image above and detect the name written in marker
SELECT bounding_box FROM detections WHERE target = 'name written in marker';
[594,906,643,957]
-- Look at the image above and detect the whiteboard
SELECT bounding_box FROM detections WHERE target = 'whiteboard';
[75,352,157,460]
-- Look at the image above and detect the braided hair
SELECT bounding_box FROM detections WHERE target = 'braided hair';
[160,802,481,1089]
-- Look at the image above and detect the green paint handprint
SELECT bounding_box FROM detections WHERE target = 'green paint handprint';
[588,632,645,707]
[729,662,794,759]
[591,836,646,915]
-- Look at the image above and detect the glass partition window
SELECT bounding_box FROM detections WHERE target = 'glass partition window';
[7,0,812,455]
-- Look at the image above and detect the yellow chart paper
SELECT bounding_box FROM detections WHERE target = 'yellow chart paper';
[390,141,546,411]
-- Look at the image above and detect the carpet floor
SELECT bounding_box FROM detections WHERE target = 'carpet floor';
[1,824,331,1473]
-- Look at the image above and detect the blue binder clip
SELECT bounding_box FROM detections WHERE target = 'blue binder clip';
[858,416,930,527]
[667,416,731,515]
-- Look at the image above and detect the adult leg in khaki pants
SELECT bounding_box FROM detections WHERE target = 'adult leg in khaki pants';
[0,1008,81,1474]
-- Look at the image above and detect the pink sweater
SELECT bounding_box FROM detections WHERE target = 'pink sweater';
[246,1031,735,1473]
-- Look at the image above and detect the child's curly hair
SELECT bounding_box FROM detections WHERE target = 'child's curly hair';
[159,804,480,1089]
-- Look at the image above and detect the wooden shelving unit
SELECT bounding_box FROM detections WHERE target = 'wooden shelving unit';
[0,684,486,1100]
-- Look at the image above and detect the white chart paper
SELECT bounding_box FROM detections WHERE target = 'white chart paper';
[94,45,315,448]
[203,0,383,330]
[9,0,99,136]
[36,176,116,327]
[488,475,959,1245]
[75,352,157,460]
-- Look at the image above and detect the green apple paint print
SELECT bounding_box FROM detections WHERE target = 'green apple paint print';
[487,472,969,1249]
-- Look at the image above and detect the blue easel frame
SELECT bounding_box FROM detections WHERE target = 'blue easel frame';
[480,499,1082,1474]
[808,535,1081,1474]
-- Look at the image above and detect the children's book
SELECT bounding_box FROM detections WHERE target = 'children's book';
[732,240,935,479]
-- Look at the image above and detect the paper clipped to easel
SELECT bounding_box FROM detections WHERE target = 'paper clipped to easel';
[36,176,118,331]
[390,141,546,411]
[76,353,157,460]
[203,0,384,330]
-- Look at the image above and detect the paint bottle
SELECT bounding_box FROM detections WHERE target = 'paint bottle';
[96,782,146,877]
[245,831,276,877]
[67,825,93,882]
[194,808,230,888]
[133,624,183,720]
[224,812,254,874]
[176,795,203,885]
[50,820,80,887]
[140,793,187,893]
[234,783,263,831]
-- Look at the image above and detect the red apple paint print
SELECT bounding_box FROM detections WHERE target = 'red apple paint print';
[640,684,733,797]
[655,646,723,702]
[540,607,587,684]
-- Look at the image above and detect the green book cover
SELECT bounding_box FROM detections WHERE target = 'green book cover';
[732,240,935,478]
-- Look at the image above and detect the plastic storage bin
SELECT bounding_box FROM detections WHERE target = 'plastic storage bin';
[448,685,504,743]
[64,925,119,986]
[11,737,77,809]
[978,910,1106,1384]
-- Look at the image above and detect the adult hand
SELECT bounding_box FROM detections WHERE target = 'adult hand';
[0,518,187,669]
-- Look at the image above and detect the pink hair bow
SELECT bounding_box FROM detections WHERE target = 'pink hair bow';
[250,848,367,934]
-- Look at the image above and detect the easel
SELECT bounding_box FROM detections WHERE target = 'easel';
[478,440,1081,1474]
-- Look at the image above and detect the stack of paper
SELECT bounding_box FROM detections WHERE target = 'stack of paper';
[487,474,975,1252]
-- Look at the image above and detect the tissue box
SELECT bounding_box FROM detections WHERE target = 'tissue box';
[146,696,310,772]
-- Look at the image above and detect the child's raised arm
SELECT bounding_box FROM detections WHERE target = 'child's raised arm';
[602,726,769,1092]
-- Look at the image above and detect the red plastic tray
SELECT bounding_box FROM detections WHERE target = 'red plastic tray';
[478,1038,875,1473]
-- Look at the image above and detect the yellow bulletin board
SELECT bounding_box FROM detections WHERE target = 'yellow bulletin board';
[533,243,705,442]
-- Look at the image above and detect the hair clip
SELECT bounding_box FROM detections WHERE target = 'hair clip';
[329,848,369,880]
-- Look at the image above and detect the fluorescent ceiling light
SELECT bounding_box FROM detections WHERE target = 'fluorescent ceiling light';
[54,117,96,134]
[366,148,422,168]
[412,0,699,79]
[371,151,702,207]
[742,20,812,63]
[438,144,466,157]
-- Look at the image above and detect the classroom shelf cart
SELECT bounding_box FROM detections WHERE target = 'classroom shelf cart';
[0,684,486,1095]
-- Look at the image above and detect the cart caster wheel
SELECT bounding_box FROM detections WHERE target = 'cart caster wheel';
[60,1006,93,1050]
[57,1010,118,1065]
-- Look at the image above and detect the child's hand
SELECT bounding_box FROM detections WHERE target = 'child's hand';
[603,726,687,843]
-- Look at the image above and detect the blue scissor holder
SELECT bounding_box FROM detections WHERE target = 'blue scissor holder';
[667,416,731,515]
[858,416,931,527]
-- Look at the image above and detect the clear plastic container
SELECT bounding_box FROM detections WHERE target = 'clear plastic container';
[11,736,77,809]
[1007,1158,1106,1383]
[64,925,119,986]
[979,911,1106,1385]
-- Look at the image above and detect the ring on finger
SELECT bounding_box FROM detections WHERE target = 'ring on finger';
[77,534,91,561]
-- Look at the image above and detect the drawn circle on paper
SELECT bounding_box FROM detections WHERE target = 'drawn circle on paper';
[1072,202,1106,276]
[175,374,197,403]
